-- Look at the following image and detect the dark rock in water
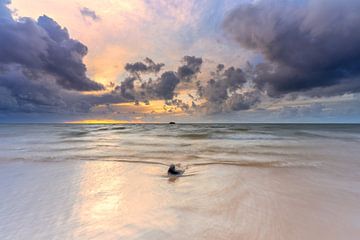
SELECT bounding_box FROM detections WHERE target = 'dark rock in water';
[169,122,176,124]
[168,164,183,176]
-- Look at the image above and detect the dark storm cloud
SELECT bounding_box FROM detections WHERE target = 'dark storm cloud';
[0,66,97,113]
[196,65,259,114]
[0,1,103,91]
[37,16,104,91]
[125,58,165,77]
[223,0,360,97]
[117,71,180,101]
[0,0,106,115]
[177,56,203,82]
[118,77,137,100]
[153,71,180,99]
[198,66,247,103]
[122,58,182,101]
[120,56,202,103]
[80,7,100,21]
[225,92,260,111]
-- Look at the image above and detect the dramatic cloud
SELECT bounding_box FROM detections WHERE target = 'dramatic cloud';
[119,57,199,102]
[117,77,137,100]
[153,71,180,99]
[80,7,100,21]
[177,56,203,82]
[125,58,165,78]
[223,0,360,97]
[196,65,259,113]
[198,66,246,103]
[0,1,103,91]
[225,92,260,112]
[0,0,106,114]
[117,56,260,114]
[0,65,98,113]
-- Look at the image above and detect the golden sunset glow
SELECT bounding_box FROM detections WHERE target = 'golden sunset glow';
[114,100,183,114]
[65,119,144,124]
[86,45,133,86]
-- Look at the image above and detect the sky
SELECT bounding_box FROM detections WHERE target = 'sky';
[1,0,360,123]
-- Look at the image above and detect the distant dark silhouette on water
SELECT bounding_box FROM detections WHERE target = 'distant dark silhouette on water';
[169,122,176,124]
[168,164,183,176]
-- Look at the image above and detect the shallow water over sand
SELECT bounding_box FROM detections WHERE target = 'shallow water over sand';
[0,124,360,239]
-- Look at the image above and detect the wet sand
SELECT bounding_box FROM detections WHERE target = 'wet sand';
[1,158,359,240]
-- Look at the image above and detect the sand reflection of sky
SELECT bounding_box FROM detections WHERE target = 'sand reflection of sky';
[73,162,178,239]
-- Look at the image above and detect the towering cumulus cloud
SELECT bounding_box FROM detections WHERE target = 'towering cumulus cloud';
[223,0,360,97]
[0,1,103,91]
[0,0,104,113]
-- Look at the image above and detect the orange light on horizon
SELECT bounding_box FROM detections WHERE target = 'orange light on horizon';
[65,119,144,124]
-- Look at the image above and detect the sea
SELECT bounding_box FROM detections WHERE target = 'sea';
[0,123,360,239]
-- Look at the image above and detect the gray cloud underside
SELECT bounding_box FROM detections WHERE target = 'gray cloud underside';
[0,1,106,113]
[223,0,360,97]
[177,56,203,82]
[118,56,199,101]
[0,2,103,91]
